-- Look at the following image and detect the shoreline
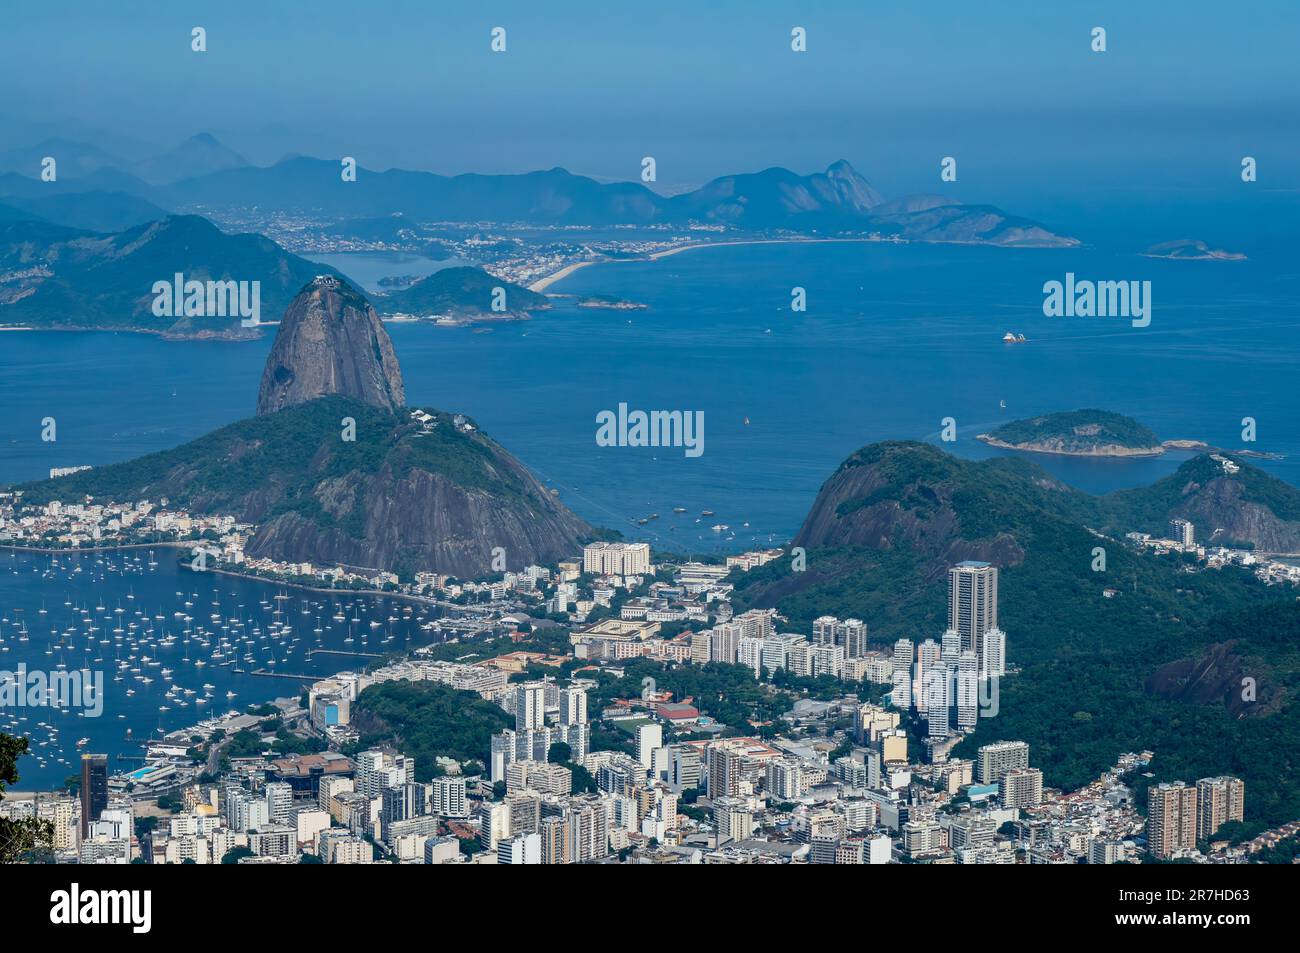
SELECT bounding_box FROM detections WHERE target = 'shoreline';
[0,541,192,555]
[975,435,1165,458]
[0,543,483,612]
[976,434,1282,461]
[528,237,896,292]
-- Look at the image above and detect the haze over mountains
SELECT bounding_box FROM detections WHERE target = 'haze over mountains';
[0,215,337,339]
[0,212,544,338]
[0,133,1078,244]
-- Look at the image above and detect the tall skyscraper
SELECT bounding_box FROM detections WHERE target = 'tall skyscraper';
[891,638,914,710]
[955,650,979,729]
[80,753,108,838]
[981,627,1006,679]
[707,745,744,799]
[1196,776,1245,840]
[1169,518,1195,547]
[559,687,587,727]
[948,561,998,656]
[515,683,546,732]
[1148,782,1198,858]
[636,723,663,770]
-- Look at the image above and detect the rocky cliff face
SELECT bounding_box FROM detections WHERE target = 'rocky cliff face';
[241,440,590,576]
[22,395,590,578]
[257,275,405,415]
[1170,475,1300,551]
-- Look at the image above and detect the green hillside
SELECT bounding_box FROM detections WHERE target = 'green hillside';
[732,441,1300,826]
[374,265,548,317]
[984,409,1162,452]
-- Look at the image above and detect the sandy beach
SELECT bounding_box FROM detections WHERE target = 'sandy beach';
[528,237,891,292]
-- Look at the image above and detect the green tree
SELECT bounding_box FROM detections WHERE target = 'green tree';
[0,734,54,864]
[221,846,255,864]
[547,742,572,764]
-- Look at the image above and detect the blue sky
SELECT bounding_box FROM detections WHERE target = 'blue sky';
[4,0,1298,205]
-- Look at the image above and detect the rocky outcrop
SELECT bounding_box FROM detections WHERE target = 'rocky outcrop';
[977,436,1164,457]
[239,423,592,576]
[257,275,405,415]
[20,394,590,578]
[1171,475,1300,552]
[792,441,1041,572]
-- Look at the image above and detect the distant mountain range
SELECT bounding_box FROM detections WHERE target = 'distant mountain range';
[0,215,338,339]
[0,215,541,337]
[0,133,1079,245]
[0,133,248,187]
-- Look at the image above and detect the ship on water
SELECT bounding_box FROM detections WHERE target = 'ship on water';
[1002,332,1028,343]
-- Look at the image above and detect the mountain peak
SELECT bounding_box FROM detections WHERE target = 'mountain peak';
[256,276,405,416]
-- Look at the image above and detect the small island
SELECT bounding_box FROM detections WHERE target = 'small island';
[978,410,1165,457]
[576,294,648,311]
[1142,239,1246,261]
[377,274,420,289]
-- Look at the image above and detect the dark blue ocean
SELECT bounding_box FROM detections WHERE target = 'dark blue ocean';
[2,238,1298,787]
[3,241,1297,548]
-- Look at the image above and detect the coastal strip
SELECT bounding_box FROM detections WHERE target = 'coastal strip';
[528,237,893,292]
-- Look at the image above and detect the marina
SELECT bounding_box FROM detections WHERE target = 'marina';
[0,548,452,789]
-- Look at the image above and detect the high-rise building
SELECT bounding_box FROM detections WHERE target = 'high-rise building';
[707,745,744,799]
[766,759,806,801]
[356,750,410,797]
[955,650,979,729]
[559,687,587,727]
[479,801,511,851]
[1000,768,1044,808]
[891,639,914,709]
[710,623,743,664]
[670,745,703,792]
[976,741,1029,784]
[498,831,542,864]
[80,754,108,838]
[981,627,1006,679]
[1148,782,1197,858]
[940,628,962,662]
[812,616,869,658]
[582,541,651,576]
[428,776,468,818]
[812,616,837,645]
[1170,518,1195,547]
[567,797,609,861]
[949,561,998,655]
[1196,776,1244,841]
[738,636,765,677]
[265,781,294,824]
[515,683,546,732]
[539,815,571,865]
[636,724,663,770]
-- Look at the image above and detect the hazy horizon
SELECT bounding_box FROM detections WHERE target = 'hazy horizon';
[4,0,1299,210]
